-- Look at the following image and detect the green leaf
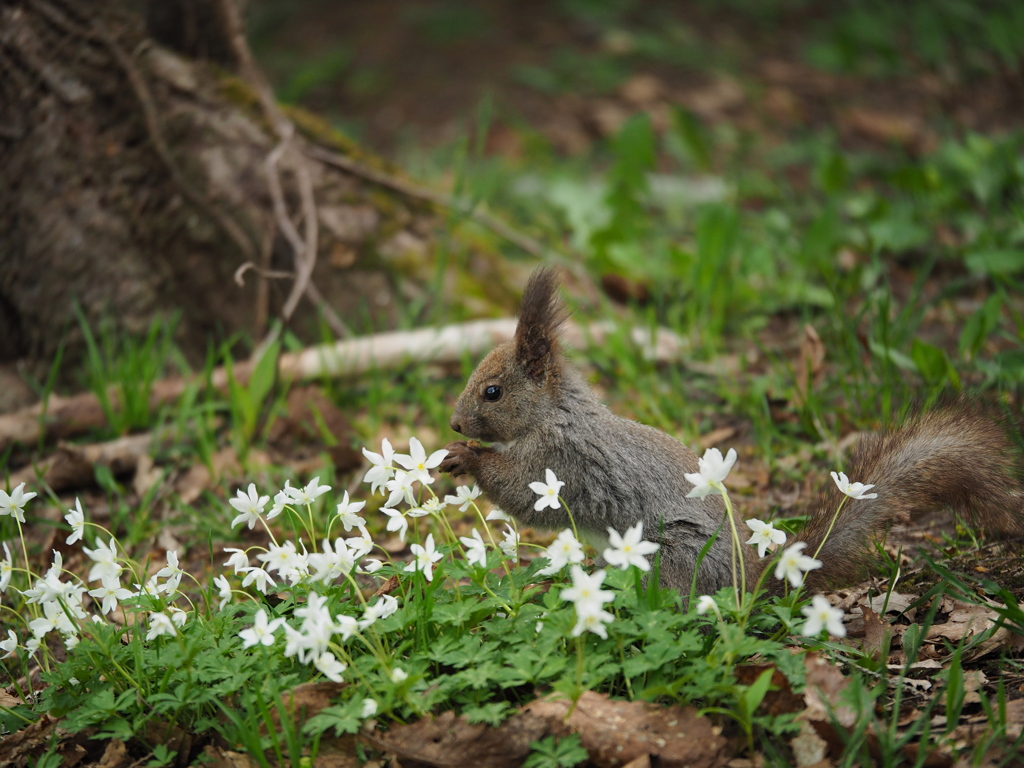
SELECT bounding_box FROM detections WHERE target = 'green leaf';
[524,734,589,768]
[670,106,712,171]
[247,340,281,419]
[868,340,917,371]
[959,294,1003,357]
[462,701,511,726]
[910,339,960,388]
[742,667,776,715]
[965,248,1024,276]
[945,646,965,729]
[302,700,363,737]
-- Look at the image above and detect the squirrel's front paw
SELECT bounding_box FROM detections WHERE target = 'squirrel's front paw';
[440,440,482,477]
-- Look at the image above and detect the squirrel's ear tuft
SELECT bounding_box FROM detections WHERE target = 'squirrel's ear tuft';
[515,267,568,382]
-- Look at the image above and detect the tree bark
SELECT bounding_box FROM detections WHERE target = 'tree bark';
[0,0,437,366]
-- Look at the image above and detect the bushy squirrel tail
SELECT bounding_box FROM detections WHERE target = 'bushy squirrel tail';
[783,400,1024,592]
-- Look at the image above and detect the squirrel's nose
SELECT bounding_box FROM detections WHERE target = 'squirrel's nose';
[450,419,463,435]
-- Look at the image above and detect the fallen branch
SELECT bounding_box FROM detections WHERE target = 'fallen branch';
[0,319,689,453]
[8,433,153,493]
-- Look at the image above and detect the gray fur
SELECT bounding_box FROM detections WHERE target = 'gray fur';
[441,268,1024,599]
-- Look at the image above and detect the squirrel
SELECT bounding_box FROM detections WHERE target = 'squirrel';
[439,267,1024,598]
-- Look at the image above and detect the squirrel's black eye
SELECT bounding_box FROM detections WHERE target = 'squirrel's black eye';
[484,385,503,402]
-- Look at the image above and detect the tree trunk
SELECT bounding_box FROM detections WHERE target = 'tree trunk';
[0,0,438,367]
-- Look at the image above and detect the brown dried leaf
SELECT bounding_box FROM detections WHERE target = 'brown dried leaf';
[133,453,163,497]
[374,574,400,597]
[924,604,1012,659]
[800,653,858,758]
[0,714,57,765]
[526,691,730,768]
[843,108,925,147]
[619,74,663,107]
[197,744,262,768]
[269,385,362,473]
[364,709,548,768]
[96,739,129,768]
[313,737,363,768]
[863,591,918,620]
[175,463,212,504]
[790,721,829,767]
[802,653,854,727]
[699,426,738,451]
[860,605,889,656]
[282,681,347,721]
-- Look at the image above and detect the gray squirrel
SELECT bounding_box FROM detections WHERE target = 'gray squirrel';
[439,267,1024,597]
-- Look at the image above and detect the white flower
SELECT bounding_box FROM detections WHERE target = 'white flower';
[83,538,122,584]
[382,508,409,542]
[23,552,73,608]
[603,522,660,572]
[169,607,188,628]
[561,566,614,616]
[230,483,269,529]
[65,498,86,545]
[394,437,447,485]
[391,667,408,683]
[25,637,41,657]
[445,485,481,512]
[363,558,385,573]
[284,623,330,665]
[0,542,13,593]
[334,614,358,641]
[156,551,184,593]
[696,595,719,616]
[802,595,847,638]
[240,566,277,594]
[0,483,36,524]
[684,448,738,498]
[214,575,232,610]
[223,548,250,574]
[571,609,615,639]
[459,529,488,567]
[146,612,177,641]
[408,497,445,518]
[773,542,823,588]
[363,438,395,494]
[405,534,443,582]
[538,529,585,576]
[347,526,375,559]
[499,525,519,560]
[239,608,284,648]
[257,541,307,577]
[528,469,564,511]
[308,537,356,584]
[88,580,133,615]
[335,491,367,531]
[745,519,787,558]
[361,699,378,718]
[485,508,510,522]
[1,629,17,659]
[287,477,332,506]
[314,651,347,682]
[385,470,418,508]
[267,483,293,520]
[359,595,398,629]
[830,471,878,500]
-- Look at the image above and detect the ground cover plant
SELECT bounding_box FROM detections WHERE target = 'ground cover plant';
[4,1,1024,766]
[8,427,1016,768]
